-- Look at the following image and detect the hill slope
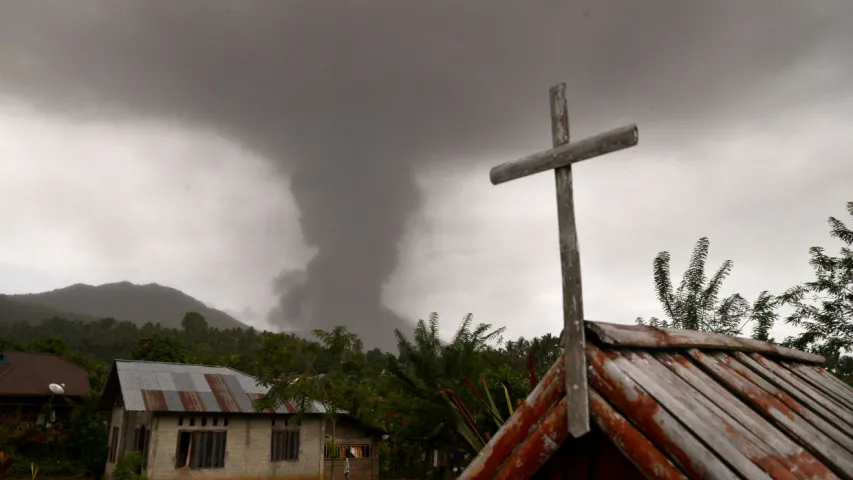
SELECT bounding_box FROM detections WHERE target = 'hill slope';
[0,294,96,325]
[10,282,247,330]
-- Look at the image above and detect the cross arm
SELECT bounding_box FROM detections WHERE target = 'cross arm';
[489,124,639,185]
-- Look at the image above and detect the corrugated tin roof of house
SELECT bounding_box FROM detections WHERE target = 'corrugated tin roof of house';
[460,321,853,480]
[112,359,326,415]
[0,351,91,397]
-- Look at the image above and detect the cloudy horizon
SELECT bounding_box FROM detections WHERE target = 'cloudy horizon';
[1,1,852,349]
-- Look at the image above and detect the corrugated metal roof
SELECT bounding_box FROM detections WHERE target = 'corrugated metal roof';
[460,321,853,480]
[113,360,326,414]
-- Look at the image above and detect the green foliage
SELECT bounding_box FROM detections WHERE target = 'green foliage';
[180,312,208,332]
[780,201,853,379]
[129,335,187,363]
[0,396,107,478]
[637,236,778,339]
[62,395,109,477]
[0,451,11,480]
[389,313,507,455]
[111,452,145,480]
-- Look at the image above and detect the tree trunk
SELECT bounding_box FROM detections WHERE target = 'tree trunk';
[330,419,337,480]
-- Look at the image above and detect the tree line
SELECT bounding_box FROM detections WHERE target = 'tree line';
[637,201,853,381]
[0,201,850,478]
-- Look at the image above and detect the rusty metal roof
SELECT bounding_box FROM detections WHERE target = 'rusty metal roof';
[0,351,90,397]
[107,360,325,415]
[460,321,853,480]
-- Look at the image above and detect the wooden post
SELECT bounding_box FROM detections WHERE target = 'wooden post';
[486,82,639,438]
[549,83,589,437]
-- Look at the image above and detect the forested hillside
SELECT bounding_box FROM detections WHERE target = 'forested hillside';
[5,281,246,330]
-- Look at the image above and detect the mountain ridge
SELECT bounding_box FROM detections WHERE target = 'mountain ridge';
[5,281,248,330]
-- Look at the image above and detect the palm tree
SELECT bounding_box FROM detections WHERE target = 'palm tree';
[390,313,505,455]
[637,237,777,339]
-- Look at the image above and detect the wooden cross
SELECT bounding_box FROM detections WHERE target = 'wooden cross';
[489,83,638,437]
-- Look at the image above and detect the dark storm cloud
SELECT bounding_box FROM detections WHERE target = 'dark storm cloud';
[0,0,850,349]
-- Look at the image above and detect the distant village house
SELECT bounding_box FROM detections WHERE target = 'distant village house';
[99,359,383,480]
[0,350,90,424]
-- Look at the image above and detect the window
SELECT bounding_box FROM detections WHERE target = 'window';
[272,417,300,427]
[131,426,151,469]
[108,426,120,463]
[325,444,371,459]
[132,426,148,452]
[175,431,227,469]
[271,429,300,461]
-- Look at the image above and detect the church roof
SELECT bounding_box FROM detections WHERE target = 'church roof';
[459,321,853,480]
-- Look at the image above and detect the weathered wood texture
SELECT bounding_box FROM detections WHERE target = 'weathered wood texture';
[531,424,647,480]
[457,355,565,480]
[588,389,687,480]
[459,337,849,479]
[489,124,638,185]
[585,320,825,364]
[547,83,590,438]
[460,319,848,479]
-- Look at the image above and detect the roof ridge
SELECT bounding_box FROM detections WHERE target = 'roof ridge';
[115,358,248,371]
[2,350,71,358]
[2,350,92,373]
[583,320,824,364]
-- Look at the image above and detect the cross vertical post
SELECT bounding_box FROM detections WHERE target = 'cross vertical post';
[488,82,639,438]
[549,84,589,437]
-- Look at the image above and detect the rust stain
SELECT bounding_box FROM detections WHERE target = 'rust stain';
[457,353,565,480]
[776,450,841,480]
[462,333,843,480]
[247,393,273,414]
[717,353,813,419]
[746,353,853,434]
[659,353,837,479]
[178,390,206,412]
[687,350,798,422]
[586,343,707,478]
[589,388,687,480]
[719,426,799,479]
[206,374,241,413]
[586,321,824,364]
[140,389,167,411]
[646,325,670,345]
[283,398,298,413]
[787,363,853,412]
[493,397,569,480]
[686,349,853,475]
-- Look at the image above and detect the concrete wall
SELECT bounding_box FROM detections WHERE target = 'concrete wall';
[144,413,325,480]
[104,406,382,480]
[105,407,152,478]
[322,418,379,480]
[104,405,124,479]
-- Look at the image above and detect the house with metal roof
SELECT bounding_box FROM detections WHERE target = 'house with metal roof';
[0,350,90,424]
[458,321,853,480]
[100,359,382,480]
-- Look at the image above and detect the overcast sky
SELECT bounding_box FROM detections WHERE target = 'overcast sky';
[1,1,851,350]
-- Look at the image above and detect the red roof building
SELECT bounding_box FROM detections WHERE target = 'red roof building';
[458,321,853,480]
[0,350,91,422]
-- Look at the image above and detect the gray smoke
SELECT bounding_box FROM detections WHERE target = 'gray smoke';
[0,0,849,349]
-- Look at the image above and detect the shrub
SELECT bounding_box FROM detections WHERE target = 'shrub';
[111,452,145,480]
